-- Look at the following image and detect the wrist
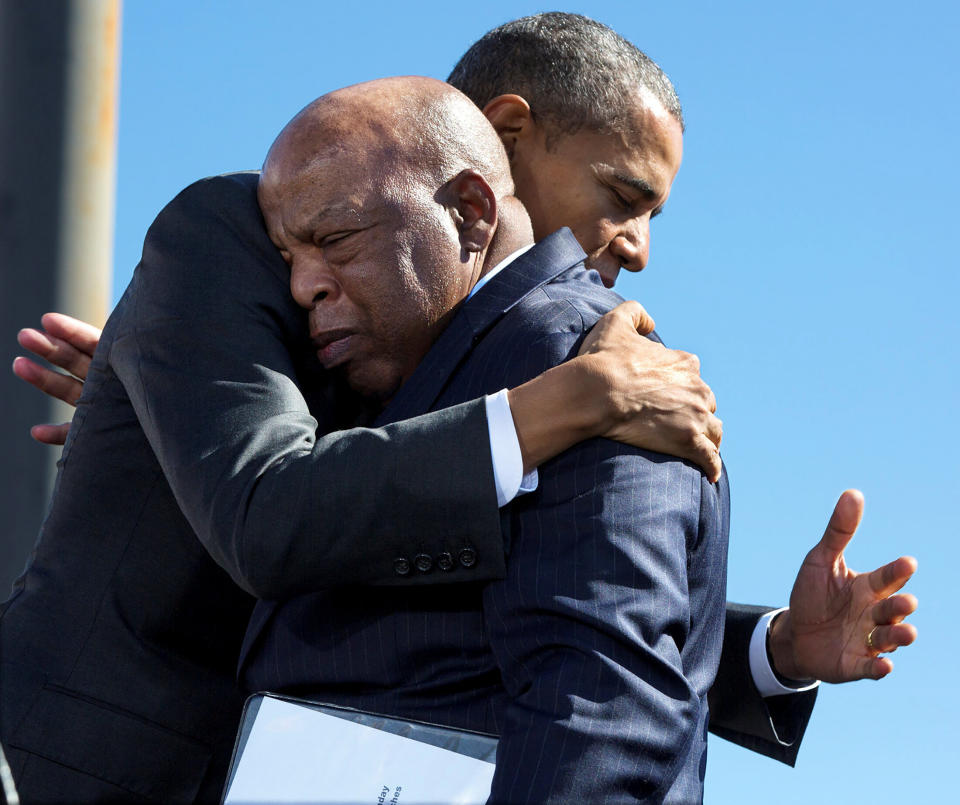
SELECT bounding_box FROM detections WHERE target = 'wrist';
[767,609,813,684]
[507,356,605,472]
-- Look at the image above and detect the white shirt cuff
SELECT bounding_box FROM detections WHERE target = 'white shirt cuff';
[485,390,539,507]
[749,608,821,698]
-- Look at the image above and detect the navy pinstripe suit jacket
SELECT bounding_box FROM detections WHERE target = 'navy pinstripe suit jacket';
[242,229,730,803]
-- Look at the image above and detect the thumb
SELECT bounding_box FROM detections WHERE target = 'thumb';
[616,300,656,336]
[817,488,865,558]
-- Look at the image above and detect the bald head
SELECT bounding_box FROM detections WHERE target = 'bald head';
[261,76,514,205]
[258,76,533,402]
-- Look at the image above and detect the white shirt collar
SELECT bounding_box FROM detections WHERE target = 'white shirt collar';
[467,244,535,300]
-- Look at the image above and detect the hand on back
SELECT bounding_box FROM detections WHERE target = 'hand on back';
[12,312,100,445]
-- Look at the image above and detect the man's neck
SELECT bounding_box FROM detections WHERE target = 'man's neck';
[476,196,535,285]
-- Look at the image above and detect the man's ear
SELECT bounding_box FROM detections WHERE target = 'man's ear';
[482,94,534,160]
[444,169,498,254]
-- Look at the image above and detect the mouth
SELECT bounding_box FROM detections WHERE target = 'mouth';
[585,262,619,289]
[584,251,625,289]
[311,328,356,368]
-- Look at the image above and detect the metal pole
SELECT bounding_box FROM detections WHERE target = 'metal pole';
[0,0,120,595]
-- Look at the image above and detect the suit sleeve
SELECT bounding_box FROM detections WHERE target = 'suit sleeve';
[708,603,818,765]
[109,175,505,598]
[480,328,729,804]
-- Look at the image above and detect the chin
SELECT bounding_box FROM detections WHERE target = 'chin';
[585,265,618,289]
[346,367,402,404]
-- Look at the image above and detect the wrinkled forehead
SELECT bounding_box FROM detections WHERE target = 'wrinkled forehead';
[261,135,396,210]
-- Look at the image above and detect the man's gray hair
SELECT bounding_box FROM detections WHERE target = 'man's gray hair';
[447,12,683,144]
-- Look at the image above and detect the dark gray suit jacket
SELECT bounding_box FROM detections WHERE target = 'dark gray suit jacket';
[241,231,731,802]
[0,173,506,804]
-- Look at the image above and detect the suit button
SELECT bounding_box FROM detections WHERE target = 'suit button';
[394,557,411,576]
[458,547,477,568]
[414,553,433,573]
[437,552,454,572]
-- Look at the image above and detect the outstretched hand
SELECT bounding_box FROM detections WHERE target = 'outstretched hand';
[577,301,723,482]
[769,489,918,683]
[12,312,101,445]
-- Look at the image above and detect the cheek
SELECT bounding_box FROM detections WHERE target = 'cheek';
[568,216,617,259]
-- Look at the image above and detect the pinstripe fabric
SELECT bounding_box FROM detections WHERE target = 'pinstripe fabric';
[242,230,730,803]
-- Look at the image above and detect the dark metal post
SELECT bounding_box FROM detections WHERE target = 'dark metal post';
[0,0,120,595]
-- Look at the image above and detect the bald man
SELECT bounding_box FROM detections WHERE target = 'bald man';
[244,75,728,804]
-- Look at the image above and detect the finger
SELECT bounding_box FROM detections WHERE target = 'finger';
[30,423,70,446]
[613,300,655,336]
[18,327,91,379]
[872,592,918,624]
[705,413,723,448]
[853,655,894,681]
[815,488,865,558]
[866,555,918,597]
[17,327,59,361]
[12,356,84,405]
[706,386,717,414]
[687,433,722,484]
[867,622,918,653]
[40,312,102,358]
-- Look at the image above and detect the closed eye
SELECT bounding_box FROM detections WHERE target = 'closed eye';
[608,185,634,210]
[317,230,355,247]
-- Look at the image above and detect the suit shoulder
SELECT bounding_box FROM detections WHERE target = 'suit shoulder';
[164,171,260,210]
[506,265,626,339]
[149,172,262,238]
[115,170,295,335]
[462,268,623,393]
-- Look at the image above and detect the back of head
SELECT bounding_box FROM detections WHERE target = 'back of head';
[448,12,683,141]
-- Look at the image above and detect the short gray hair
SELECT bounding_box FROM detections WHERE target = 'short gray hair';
[447,12,683,144]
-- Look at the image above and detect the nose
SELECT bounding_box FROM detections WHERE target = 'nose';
[608,216,650,274]
[289,255,340,310]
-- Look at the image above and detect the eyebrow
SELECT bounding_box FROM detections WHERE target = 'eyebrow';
[611,172,660,202]
[602,166,667,217]
[300,203,364,232]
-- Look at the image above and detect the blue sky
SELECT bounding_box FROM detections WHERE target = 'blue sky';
[111,2,957,801]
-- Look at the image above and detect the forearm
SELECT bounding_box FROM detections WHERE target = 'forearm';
[221,400,503,597]
[114,321,503,598]
[506,354,611,473]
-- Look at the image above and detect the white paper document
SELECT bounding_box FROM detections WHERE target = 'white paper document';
[223,695,495,805]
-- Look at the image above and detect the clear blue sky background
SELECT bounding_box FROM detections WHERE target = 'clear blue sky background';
[110,2,956,801]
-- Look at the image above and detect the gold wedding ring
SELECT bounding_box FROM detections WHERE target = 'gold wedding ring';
[866,626,879,651]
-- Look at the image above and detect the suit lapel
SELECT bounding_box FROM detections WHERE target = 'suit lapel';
[375,229,586,426]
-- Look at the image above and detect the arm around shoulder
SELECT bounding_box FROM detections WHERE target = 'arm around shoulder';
[110,174,505,598]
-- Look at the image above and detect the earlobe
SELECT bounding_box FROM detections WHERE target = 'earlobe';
[482,94,533,160]
[446,170,498,254]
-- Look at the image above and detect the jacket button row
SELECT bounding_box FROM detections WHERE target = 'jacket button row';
[394,549,476,575]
